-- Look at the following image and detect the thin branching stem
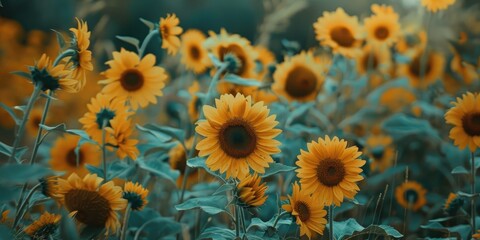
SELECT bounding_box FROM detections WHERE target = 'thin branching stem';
[120,203,132,240]
[12,183,41,229]
[138,29,160,58]
[472,151,476,235]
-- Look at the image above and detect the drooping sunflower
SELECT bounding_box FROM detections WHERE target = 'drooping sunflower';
[355,44,391,75]
[236,174,268,208]
[254,46,276,80]
[195,93,282,179]
[29,53,77,93]
[364,134,395,173]
[282,182,327,239]
[272,51,325,102]
[398,49,445,89]
[55,173,127,234]
[296,136,365,206]
[49,134,101,177]
[39,176,58,198]
[421,0,455,12]
[364,4,400,47]
[313,8,363,58]
[68,17,93,90]
[443,193,464,216]
[107,119,139,160]
[445,92,480,152]
[379,87,416,112]
[180,29,211,74]
[395,181,427,211]
[123,182,149,211]
[100,48,168,110]
[79,93,132,144]
[159,13,183,55]
[24,212,61,240]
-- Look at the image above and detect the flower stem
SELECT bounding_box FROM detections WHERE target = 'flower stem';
[102,119,108,182]
[329,205,334,240]
[472,151,476,235]
[272,211,289,229]
[120,203,132,240]
[12,183,41,229]
[138,29,160,58]
[53,49,76,66]
[235,205,240,238]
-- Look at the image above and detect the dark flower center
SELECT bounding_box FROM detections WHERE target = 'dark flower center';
[404,189,419,204]
[294,201,311,222]
[31,223,58,240]
[95,108,116,129]
[123,192,145,211]
[120,69,144,92]
[374,26,390,40]
[316,158,346,187]
[219,118,257,158]
[65,189,110,227]
[30,68,60,92]
[189,45,201,60]
[462,113,480,136]
[330,26,355,47]
[66,149,84,167]
[285,66,318,98]
[219,45,247,76]
[409,53,432,78]
[361,52,379,71]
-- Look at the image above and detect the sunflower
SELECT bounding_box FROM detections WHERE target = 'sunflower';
[364,4,400,47]
[49,134,101,177]
[364,134,395,173]
[254,46,276,80]
[272,51,325,102]
[355,44,391,75]
[29,53,77,93]
[24,212,61,240]
[282,182,327,239]
[398,49,445,89]
[451,52,478,85]
[107,119,139,160]
[100,48,167,110]
[395,30,427,54]
[39,176,59,198]
[123,182,149,211]
[395,181,427,211]
[236,174,268,208]
[421,0,455,12]
[474,230,480,239]
[251,90,278,105]
[169,138,206,189]
[313,8,363,58]
[159,13,183,55]
[67,17,93,90]
[55,173,127,234]
[79,93,132,144]
[180,29,211,74]
[195,93,282,179]
[445,92,480,152]
[444,193,463,216]
[188,81,202,122]
[379,87,416,112]
[26,108,45,137]
[296,136,365,206]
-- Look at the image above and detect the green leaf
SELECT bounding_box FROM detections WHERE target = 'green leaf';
[85,164,104,177]
[187,157,223,179]
[0,141,28,163]
[223,74,262,87]
[286,102,314,126]
[14,105,26,112]
[262,162,296,178]
[137,157,179,185]
[116,36,140,51]
[451,166,469,175]
[60,209,80,240]
[10,71,32,80]
[51,29,66,49]
[175,195,229,215]
[136,124,172,142]
[213,184,235,195]
[0,184,20,202]
[361,225,403,239]
[0,225,13,239]
[140,18,155,31]
[0,164,52,183]
[366,164,407,186]
[333,218,364,240]
[40,123,67,132]
[145,124,185,144]
[199,227,236,240]
[0,102,20,125]
[134,216,182,238]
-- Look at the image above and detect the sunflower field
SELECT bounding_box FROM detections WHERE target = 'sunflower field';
[0,0,479,239]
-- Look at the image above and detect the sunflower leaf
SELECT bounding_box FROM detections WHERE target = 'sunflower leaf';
[175,195,229,215]
[51,29,66,49]
[187,157,223,180]
[136,156,179,186]
[10,71,32,80]
[223,74,262,87]
[0,225,13,239]
[60,209,80,240]
[146,125,185,144]
[0,102,20,125]
[0,164,51,183]
[0,141,28,163]
[213,184,235,195]
[332,218,365,240]
[116,36,140,51]
[40,123,67,132]
[451,166,469,175]
[261,162,296,178]
[136,124,173,142]
[140,18,155,31]
[199,227,236,240]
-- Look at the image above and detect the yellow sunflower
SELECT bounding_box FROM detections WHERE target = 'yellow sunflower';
[55,173,127,234]
[68,17,93,90]
[395,181,427,211]
[445,92,480,152]
[282,182,327,239]
[398,49,445,89]
[251,90,278,105]
[107,118,139,160]
[123,182,149,211]
[272,51,325,102]
[236,173,268,208]
[79,93,132,144]
[195,93,282,179]
[296,136,365,206]
[421,0,455,12]
[313,8,363,58]
[24,212,61,240]
[444,193,463,215]
[395,30,427,54]
[451,52,478,85]
[30,53,77,93]
[159,13,183,55]
[188,81,202,122]
[254,46,276,80]
[39,176,58,198]
[49,134,101,177]
[168,138,208,189]
[364,4,400,47]
[379,87,416,112]
[180,29,211,73]
[364,134,395,173]
[355,44,391,75]
[1,210,10,224]
[100,48,167,110]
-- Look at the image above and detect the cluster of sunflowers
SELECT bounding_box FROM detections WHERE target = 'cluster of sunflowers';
[0,0,480,239]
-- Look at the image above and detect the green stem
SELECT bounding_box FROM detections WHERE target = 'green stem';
[102,119,108,182]
[53,49,76,66]
[240,206,247,235]
[120,203,131,240]
[12,183,41,229]
[272,211,289,229]
[235,205,240,238]
[138,29,160,58]
[472,152,476,235]
[329,205,334,240]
